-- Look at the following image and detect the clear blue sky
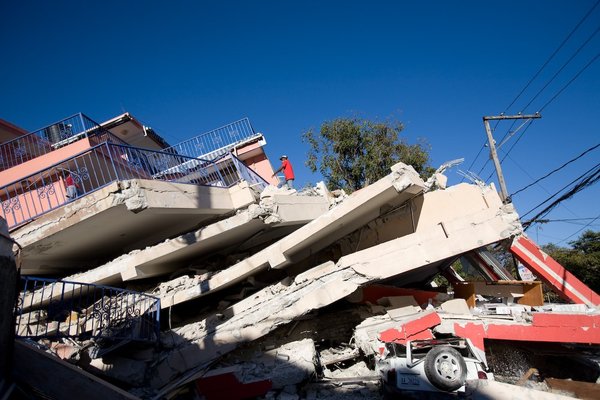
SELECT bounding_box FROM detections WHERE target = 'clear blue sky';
[1,1,598,246]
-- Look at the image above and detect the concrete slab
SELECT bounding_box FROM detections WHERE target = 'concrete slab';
[12,179,259,275]
[62,192,328,286]
[160,162,426,307]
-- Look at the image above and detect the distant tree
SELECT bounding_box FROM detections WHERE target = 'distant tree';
[302,117,433,192]
[542,230,600,294]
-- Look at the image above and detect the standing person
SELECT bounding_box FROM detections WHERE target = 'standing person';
[272,155,295,189]
[65,171,80,200]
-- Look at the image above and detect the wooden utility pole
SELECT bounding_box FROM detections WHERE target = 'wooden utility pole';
[483,113,541,203]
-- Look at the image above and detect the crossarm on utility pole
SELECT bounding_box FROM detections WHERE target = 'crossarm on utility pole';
[482,113,542,203]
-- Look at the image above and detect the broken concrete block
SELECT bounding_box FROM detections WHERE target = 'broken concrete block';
[440,298,471,315]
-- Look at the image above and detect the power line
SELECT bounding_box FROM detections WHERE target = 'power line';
[539,51,600,112]
[502,152,583,219]
[522,162,600,219]
[466,1,600,181]
[522,163,600,226]
[529,217,600,225]
[485,1,600,161]
[511,142,600,197]
[485,51,600,182]
[521,24,600,112]
[504,0,600,113]
[556,214,600,244]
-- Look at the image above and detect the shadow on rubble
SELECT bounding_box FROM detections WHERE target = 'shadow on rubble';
[7,292,504,400]
[485,340,600,384]
[154,303,377,400]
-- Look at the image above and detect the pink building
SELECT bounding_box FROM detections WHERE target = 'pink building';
[0,113,277,231]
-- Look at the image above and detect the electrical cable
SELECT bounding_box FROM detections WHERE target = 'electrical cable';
[521,24,600,112]
[485,50,599,182]
[485,1,600,156]
[500,152,583,220]
[556,214,600,244]
[476,3,600,178]
[522,162,600,219]
[463,1,600,182]
[522,163,600,226]
[538,51,600,112]
[511,142,600,197]
[505,0,600,113]
[463,143,487,182]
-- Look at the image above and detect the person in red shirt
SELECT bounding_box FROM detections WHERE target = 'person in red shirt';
[65,171,80,200]
[272,155,295,189]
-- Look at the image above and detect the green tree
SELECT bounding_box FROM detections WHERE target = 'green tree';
[302,117,433,192]
[542,230,600,294]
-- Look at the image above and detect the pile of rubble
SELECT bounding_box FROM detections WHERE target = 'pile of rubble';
[5,162,600,399]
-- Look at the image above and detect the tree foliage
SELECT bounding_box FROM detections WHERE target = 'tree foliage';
[302,117,433,192]
[542,230,600,294]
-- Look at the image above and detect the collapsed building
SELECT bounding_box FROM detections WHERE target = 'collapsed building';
[0,113,599,400]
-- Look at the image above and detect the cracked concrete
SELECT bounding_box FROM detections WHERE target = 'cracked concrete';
[149,187,521,388]
[11,179,260,275]
[62,190,328,286]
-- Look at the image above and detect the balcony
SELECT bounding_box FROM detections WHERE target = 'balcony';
[162,117,261,161]
[0,113,110,172]
[16,276,160,343]
[1,141,268,231]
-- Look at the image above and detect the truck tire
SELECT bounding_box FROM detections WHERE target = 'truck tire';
[424,346,467,392]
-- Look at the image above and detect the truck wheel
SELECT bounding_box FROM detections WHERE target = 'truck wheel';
[424,346,467,392]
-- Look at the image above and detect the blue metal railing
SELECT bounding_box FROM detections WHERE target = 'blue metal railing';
[162,117,259,160]
[16,276,160,342]
[230,153,270,189]
[0,113,109,171]
[1,141,267,230]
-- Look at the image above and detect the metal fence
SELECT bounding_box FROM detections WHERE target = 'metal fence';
[0,113,107,171]
[162,117,259,160]
[0,141,267,230]
[16,276,160,342]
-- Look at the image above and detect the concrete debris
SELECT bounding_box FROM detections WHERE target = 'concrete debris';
[322,361,375,379]
[9,160,600,400]
[439,298,472,315]
[214,339,316,390]
[319,347,360,366]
